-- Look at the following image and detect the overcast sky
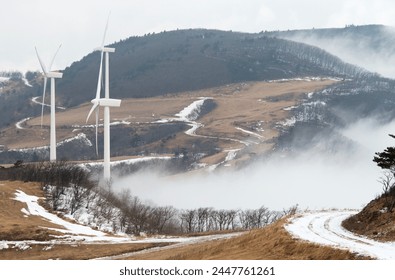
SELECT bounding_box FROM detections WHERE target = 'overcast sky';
[2,0,395,72]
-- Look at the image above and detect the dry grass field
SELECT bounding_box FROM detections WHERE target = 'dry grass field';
[0,180,368,260]
[0,181,64,241]
[120,218,369,260]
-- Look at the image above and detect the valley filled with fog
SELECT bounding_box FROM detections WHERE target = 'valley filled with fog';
[114,117,395,211]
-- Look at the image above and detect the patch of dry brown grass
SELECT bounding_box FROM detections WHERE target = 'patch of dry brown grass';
[0,242,172,260]
[0,181,67,241]
[123,218,370,260]
[343,196,395,242]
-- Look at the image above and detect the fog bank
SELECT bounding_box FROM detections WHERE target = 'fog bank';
[281,26,395,79]
[113,118,395,211]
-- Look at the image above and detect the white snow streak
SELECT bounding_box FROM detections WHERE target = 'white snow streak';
[285,211,395,260]
[9,132,92,152]
[235,127,264,140]
[72,120,131,129]
[31,96,66,110]
[15,117,31,129]
[82,156,172,168]
[22,78,32,87]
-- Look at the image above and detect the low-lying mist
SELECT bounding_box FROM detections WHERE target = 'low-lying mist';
[279,26,395,79]
[113,118,395,211]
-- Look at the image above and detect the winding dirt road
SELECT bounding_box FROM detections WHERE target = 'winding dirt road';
[285,210,395,259]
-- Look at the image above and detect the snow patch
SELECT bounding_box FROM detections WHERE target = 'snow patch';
[13,189,130,242]
[13,242,31,251]
[175,97,211,122]
[0,241,9,250]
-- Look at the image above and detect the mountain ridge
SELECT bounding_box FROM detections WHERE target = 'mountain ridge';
[56,28,373,107]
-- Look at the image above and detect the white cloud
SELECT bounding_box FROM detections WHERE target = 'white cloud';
[328,0,395,27]
[2,0,395,71]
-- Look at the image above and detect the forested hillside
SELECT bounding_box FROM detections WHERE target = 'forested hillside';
[56,29,372,107]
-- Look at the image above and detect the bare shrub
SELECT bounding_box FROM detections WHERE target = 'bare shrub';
[378,171,395,212]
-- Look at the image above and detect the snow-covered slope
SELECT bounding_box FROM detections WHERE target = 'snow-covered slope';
[285,210,395,259]
[0,189,242,253]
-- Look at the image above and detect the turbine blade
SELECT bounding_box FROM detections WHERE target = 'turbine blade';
[101,12,111,49]
[48,44,62,71]
[35,47,47,74]
[94,13,110,101]
[95,52,104,99]
[86,102,99,123]
[95,107,99,157]
[40,77,48,128]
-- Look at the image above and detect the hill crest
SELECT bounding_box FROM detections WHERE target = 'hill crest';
[56,28,371,107]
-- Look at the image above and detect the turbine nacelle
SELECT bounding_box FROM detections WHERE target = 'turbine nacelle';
[94,47,115,53]
[97,98,121,107]
[46,71,63,79]
[86,98,121,123]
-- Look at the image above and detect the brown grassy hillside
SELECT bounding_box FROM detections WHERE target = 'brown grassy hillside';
[343,196,395,242]
[0,79,336,166]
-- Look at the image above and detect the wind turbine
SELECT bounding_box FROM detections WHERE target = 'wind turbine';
[35,45,63,162]
[86,15,121,181]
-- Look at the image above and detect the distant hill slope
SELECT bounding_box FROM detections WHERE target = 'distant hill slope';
[269,24,395,78]
[57,29,371,107]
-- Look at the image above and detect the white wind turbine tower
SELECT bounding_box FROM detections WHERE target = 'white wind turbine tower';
[86,16,121,181]
[35,45,63,162]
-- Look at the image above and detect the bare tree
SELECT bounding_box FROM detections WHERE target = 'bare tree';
[149,206,177,234]
[123,196,152,235]
[378,171,395,212]
[196,207,212,232]
[180,209,197,233]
